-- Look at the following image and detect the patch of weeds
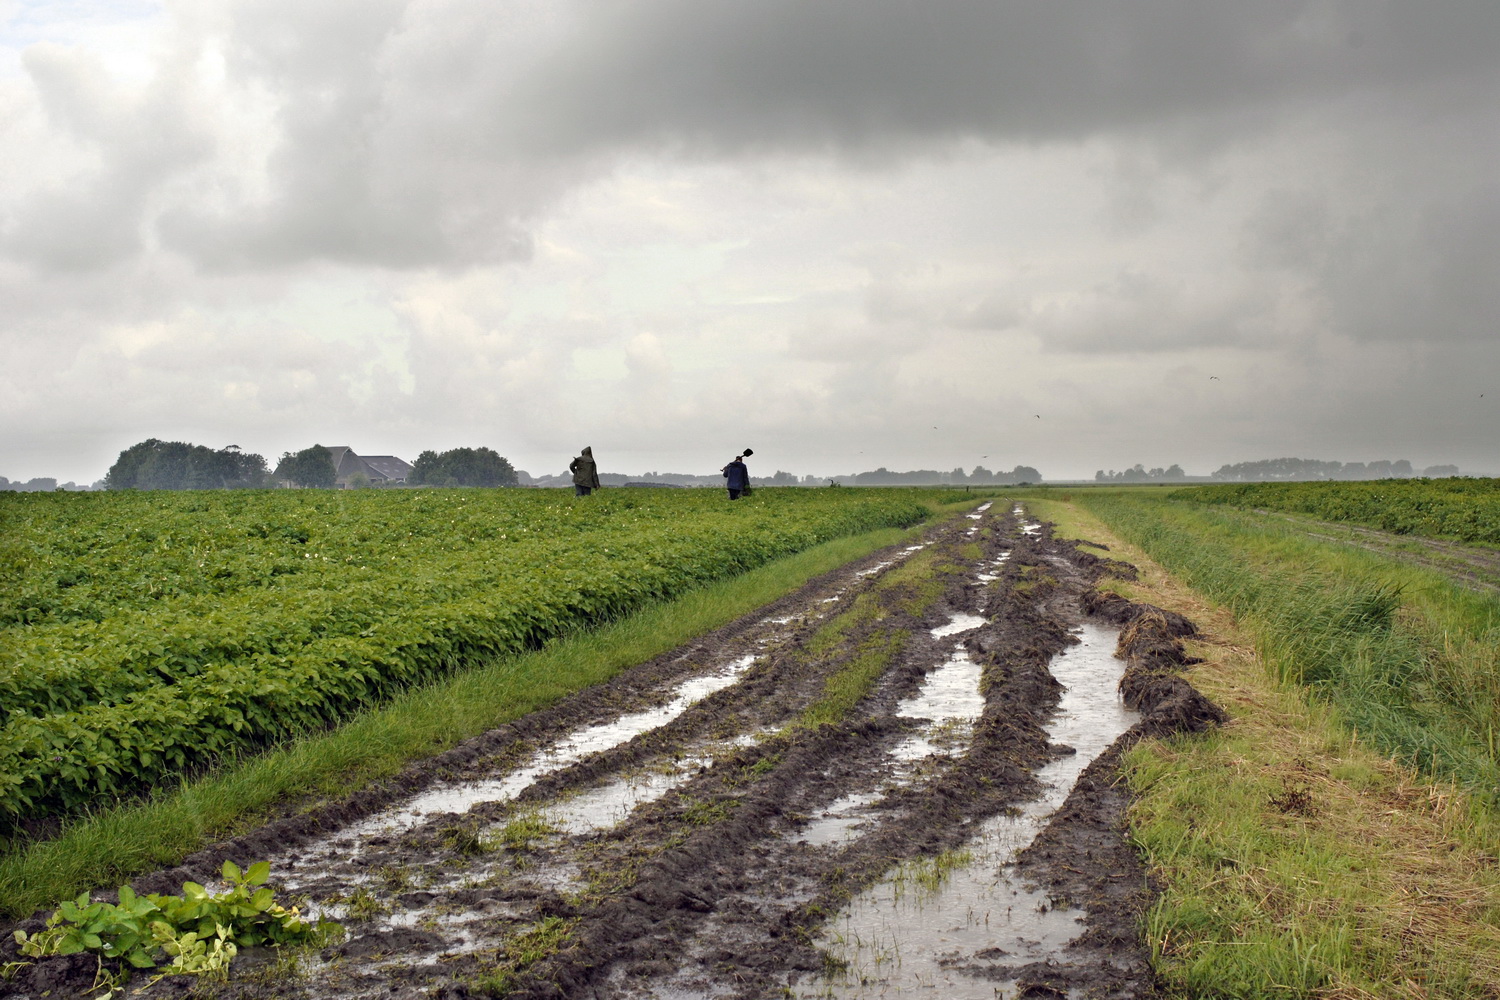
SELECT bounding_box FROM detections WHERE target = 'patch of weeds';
[747,753,782,776]
[439,820,492,856]
[496,811,558,853]
[376,864,413,892]
[821,951,851,977]
[927,718,973,752]
[471,916,579,997]
[681,796,739,826]
[1013,564,1058,596]
[331,886,388,921]
[890,849,973,900]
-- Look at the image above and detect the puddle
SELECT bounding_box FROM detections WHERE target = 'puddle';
[276,654,760,864]
[976,552,1011,583]
[797,791,886,847]
[798,623,1137,998]
[931,612,986,638]
[539,735,759,836]
[798,639,987,846]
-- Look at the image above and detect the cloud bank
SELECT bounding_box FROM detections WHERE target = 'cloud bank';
[2,0,1497,481]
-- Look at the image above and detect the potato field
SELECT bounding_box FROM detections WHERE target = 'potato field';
[0,488,933,829]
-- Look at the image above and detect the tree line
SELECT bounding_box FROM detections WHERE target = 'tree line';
[1210,458,1460,481]
[98,439,521,490]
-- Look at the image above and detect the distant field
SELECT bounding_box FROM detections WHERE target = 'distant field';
[0,487,938,829]
[1178,478,1500,546]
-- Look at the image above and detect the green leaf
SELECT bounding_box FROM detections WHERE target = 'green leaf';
[245,860,270,885]
[221,859,242,883]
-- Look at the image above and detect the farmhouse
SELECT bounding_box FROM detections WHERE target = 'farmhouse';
[326,447,413,487]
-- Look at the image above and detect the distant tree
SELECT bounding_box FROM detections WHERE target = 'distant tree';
[0,476,61,492]
[969,465,993,484]
[107,439,269,490]
[1213,457,1420,482]
[1423,464,1460,478]
[950,467,968,483]
[1006,465,1043,484]
[410,447,518,487]
[275,445,337,488]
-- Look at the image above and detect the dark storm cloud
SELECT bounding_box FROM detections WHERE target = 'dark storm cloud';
[10,0,1499,280]
[505,0,1500,155]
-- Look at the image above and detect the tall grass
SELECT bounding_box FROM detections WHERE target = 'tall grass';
[1059,489,1500,803]
[1025,493,1500,998]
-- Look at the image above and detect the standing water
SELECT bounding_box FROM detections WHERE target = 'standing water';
[799,623,1137,998]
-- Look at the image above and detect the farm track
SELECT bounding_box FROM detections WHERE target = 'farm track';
[1,504,1223,999]
[1256,509,1500,594]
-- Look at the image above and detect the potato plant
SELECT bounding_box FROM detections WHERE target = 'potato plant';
[13,861,336,985]
[0,488,938,825]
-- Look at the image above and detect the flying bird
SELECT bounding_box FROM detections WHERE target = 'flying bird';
[1034,414,1041,419]
[1209,376,1219,380]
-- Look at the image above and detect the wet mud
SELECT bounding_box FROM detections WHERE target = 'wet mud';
[1,503,1224,1000]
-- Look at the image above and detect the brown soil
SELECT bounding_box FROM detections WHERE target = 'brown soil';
[0,504,1223,1000]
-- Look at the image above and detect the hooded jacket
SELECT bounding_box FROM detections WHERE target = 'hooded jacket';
[570,447,601,488]
[722,457,749,491]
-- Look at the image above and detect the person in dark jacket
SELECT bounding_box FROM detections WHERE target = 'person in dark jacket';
[570,446,601,496]
[722,452,750,500]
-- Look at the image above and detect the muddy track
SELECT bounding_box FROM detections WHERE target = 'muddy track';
[1,503,1223,1000]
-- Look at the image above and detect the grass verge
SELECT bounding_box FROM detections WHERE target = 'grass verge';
[0,510,982,921]
[1022,492,1500,998]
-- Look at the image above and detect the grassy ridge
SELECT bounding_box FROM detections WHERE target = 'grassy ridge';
[1023,490,1500,997]
[1179,477,1500,547]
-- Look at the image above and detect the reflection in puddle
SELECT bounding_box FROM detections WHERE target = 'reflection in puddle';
[800,623,1137,998]
[543,765,701,834]
[976,551,1011,583]
[797,640,986,846]
[281,655,760,864]
[931,612,986,637]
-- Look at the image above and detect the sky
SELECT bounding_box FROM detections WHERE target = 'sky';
[2,0,1497,484]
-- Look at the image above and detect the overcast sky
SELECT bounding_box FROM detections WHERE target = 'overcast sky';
[2,0,1497,484]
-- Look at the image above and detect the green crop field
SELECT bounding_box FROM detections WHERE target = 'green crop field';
[1180,477,1500,546]
[0,487,938,829]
